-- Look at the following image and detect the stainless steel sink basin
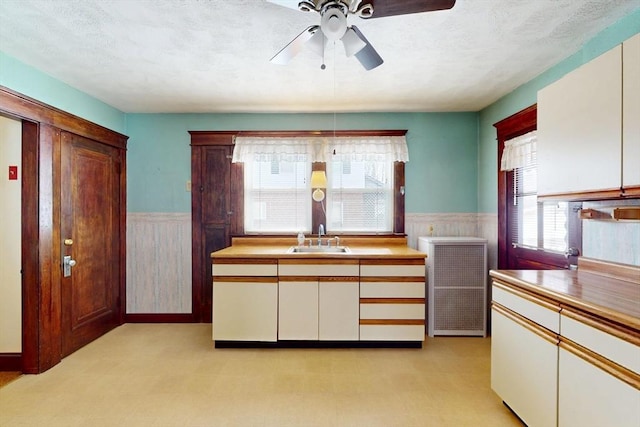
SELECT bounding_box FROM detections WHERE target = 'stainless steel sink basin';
[287,246,351,254]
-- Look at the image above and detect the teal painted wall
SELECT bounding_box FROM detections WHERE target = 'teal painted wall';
[477,8,640,214]
[0,52,126,134]
[126,112,479,213]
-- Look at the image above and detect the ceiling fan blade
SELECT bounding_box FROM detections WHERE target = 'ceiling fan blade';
[351,26,383,71]
[363,0,456,19]
[270,25,320,65]
[265,0,301,11]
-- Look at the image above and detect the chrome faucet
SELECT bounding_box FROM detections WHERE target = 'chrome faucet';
[317,224,325,246]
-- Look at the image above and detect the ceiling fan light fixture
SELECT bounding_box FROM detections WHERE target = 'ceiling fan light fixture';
[320,8,347,41]
[341,27,366,57]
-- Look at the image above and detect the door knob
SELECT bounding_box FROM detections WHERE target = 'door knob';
[63,255,77,277]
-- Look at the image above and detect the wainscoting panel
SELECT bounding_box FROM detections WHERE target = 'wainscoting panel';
[127,213,192,313]
[405,213,480,250]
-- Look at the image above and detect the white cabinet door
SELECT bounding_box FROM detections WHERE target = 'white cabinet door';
[491,306,558,427]
[319,281,359,341]
[213,280,278,341]
[558,346,640,427]
[538,45,622,196]
[623,33,640,189]
[278,281,318,340]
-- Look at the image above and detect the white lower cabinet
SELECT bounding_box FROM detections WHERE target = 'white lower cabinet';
[491,305,559,427]
[491,279,640,427]
[558,343,640,427]
[278,280,318,340]
[212,260,278,342]
[359,259,426,341]
[319,281,359,340]
[213,280,278,341]
[278,260,360,341]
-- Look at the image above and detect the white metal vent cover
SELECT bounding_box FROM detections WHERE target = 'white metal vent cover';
[419,237,488,337]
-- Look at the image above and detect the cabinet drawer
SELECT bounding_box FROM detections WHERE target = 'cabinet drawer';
[360,325,424,341]
[212,262,277,277]
[360,281,425,298]
[492,282,560,333]
[278,262,359,277]
[360,264,424,277]
[561,309,640,374]
[360,303,425,320]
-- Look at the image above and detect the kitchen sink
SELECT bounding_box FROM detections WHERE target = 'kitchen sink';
[287,246,351,254]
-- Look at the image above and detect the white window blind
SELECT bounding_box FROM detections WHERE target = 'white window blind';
[507,131,568,252]
[233,135,408,234]
[243,158,311,233]
[327,158,393,232]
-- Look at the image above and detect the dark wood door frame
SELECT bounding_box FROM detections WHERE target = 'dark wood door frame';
[0,86,128,373]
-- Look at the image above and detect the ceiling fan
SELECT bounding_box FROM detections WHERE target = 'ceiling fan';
[268,0,456,70]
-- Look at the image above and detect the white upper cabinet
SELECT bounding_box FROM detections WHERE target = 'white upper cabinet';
[623,33,640,191]
[538,45,622,197]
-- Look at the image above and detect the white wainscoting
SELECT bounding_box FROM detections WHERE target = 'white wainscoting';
[126,212,499,314]
[406,213,480,248]
[126,213,192,313]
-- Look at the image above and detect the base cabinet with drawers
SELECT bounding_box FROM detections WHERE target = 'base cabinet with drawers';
[212,255,426,346]
[359,259,426,341]
[490,269,640,427]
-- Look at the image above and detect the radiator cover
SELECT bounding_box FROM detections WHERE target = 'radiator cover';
[419,237,487,337]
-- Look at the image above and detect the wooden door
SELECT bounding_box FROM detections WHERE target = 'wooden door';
[60,131,121,356]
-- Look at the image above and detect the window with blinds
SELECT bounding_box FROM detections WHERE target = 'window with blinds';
[326,159,393,232]
[243,159,311,233]
[510,147,568,252]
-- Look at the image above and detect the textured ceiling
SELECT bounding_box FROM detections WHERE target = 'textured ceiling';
[1,0,639,113]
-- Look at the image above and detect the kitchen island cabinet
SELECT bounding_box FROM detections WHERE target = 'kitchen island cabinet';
[211,237,426,347]
[490,259,640,427]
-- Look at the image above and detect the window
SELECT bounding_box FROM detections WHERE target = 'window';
[495,105,581,270]
[327,159,393,232]
[508,135,569,253]
[243,157,311,233]
[234,132,407,234]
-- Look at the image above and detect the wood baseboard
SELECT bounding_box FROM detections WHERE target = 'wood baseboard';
[124,313,197,323]
[0,353,22,371]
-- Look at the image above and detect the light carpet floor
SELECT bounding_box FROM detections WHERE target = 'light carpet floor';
[0,323,523,426]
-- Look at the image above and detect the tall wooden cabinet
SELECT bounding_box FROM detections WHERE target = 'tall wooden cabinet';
[190,131,243,322]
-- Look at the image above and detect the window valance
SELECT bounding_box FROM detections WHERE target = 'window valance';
[500,131,536,171]
[232,135,409,163]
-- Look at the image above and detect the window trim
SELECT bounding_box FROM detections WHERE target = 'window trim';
[191,129,407,237]
[494,105,582,269]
